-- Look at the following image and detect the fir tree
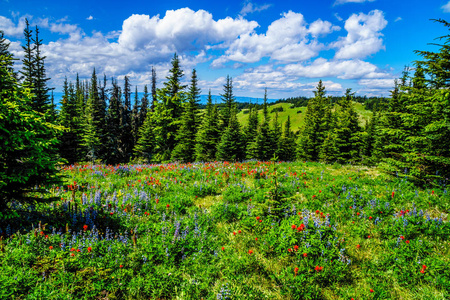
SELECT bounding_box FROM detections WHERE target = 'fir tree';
[120,75,133,162]
[32,25,52,116]
[254,89,273,161]
[139,85,149,128]
[244,103,259,159]
[20,19,35,90]
[172,69,201,162]
[151,66,157,111]
[105,78,122,164]
[131,86,140,146]
[82,69,102,162]
[216,104,244,161]
[220,75,236,132]
[195,90,220,162]
[278,116,297,161]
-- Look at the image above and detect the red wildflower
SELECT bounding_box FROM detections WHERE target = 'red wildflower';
[288,248,292,252]
[357,212,360,216]
[238,230,241,234]
[70,248,75,252]
[87,247,92,252]
[259,219,262,223]
[400,236,404,240]
[222,247,225,251]
[70,253,75,257]
[255,238,258,241]
[166,204,170,208]
[156,199,159,204]
[256,216,260,220]
[77,249,81,252]
[40,231,44,236]
[303,253,307,257]
[49,246,53,250]
[312,195,316,198]
[370,289,374,293]
[319,190,322,193]
[316,210,319,214]
[120,264,123,268]
[422,265,427,270]
[83,225,88,231]
[420,269,425,274]
[110,212,114,215]
[45,235,48,239]
[233,232,236,236]
[292,224,297,229]
[314,266,321,272]
[356,244,361,249]
[369,216,373,220]
[248,250,253,255]
[392,191,395,198]
[294,267,299,275]
[406,240,410,244]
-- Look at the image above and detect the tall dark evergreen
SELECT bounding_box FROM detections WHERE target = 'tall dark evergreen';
[220,75,236,132]
[105,78,122,164]
[151,66,157,111]
[216,104,244,161]
[254,88,273,161]
[139,85,149,128]
[20,19,35,90]
[32,25,52,116]
[0,30,15,74]
[244,103,259,159]
[120,75,133,162]
[172,69,201,162]
[131,86,140,146]
[297,80,327,161]
[278,115,297,161]
[195,90,220,162]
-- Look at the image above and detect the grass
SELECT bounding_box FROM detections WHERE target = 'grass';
[236,102,372,132]
[0,161,448,299]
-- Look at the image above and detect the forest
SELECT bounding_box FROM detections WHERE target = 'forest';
[0,17,449,300]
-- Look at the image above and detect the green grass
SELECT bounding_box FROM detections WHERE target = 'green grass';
[0,161,448,299]
[237,102,372,132]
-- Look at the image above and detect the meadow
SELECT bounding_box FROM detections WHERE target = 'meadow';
[0,161,449,299]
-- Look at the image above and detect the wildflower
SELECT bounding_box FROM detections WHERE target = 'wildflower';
[357,212,360,216]
[303,253,307,257]
[49,246,53,250]
[83,225,88,231]
[87,247,92,252]
[70,248,75,252]
[259,219,262,223]
[292,224,297,229]
[294,267,299,276]
[120,265,123,268]
[222,247,225,251]
[166,204,170,208]
[356,244,361,249]
[156,199,159,204]
[370,289,374,293]
[420,269,425,274]
[45,235,48,239]
[77,249,81,252]
[256,216,260,220]
[422,265,427,270]
[233,232,236,236]
[369,216,372,220]
[392,192,395,198]
[288,248,292,252]
[70,253,75,257]
[248,250,253,255]
[294,245,299,251]
[406,240,410,244]
[110,212,114,215]
[400,236,404,240]
[316,210,319,214]
[255,238,258,241]
[238,230,241,234]
[367,235,371,239]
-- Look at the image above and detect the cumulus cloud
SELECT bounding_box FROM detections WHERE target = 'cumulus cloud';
[331,10,387,59]
[282,58,390,79]
[0,15,27,37]
[216,11,339,65]
[240,0,272,16]
[118,8,258,52]
[358,78,395,89]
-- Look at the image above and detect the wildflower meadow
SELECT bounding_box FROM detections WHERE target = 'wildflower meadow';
[0,161,448,299]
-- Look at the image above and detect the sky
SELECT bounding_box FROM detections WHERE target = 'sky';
[1,0,450,100]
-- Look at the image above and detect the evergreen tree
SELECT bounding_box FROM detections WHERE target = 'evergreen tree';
[254,89,273,161]
[271,111,282,158]
[244,103,259,159]
[172,69,201,162]
[220,75,236,132]
[195,90,220,162]
[105,78,122,164]
[131,86,140,146]
[151,66,157,111]
[20,19,35,90]
[278,115,297,161]
[216,104,244,161]
[1,50,63,210]
[32,25,52,116]
[297,80,327,161]
[0,30,15,74]
[120,75,133,162]
[82,69,102,162]
[139,85,149,128]
[334,88,361,163]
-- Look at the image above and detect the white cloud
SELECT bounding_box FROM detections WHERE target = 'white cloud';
[282,58,390,80]
[358,78,395,89]
[0,16,27,37]
[331,10,387,59]
[334,0,375,5]
[394,17,402,22]
[87,15,94,20]
[218,11,339,64]
[118,8,258,53]
[240,0,272,16]
[334,13,343,21]
[308,19,341,37]
[442,1,450,12]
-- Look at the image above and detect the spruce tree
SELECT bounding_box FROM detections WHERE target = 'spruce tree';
[172,69,201,162]
[151,66,157,111]
[220,75,236,133]
[278,115,297,161]
[82,69,102,162]
[105,78,122,164]
[195,90,220,162]
[120,75,133,162]
[139,85,149,128]
[131,86,140,146]
[20,19,35,90]
[253,88,273,161]
[244,103,259,159]
[297,80,327,161]
[216,104,244,161]
[32,25,52,117]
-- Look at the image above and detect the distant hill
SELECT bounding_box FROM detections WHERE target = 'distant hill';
[236,102,373,133]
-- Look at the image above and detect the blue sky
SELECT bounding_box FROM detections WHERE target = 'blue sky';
[1,0,450,99]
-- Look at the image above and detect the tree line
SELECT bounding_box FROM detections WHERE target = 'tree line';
[1,17,450,212]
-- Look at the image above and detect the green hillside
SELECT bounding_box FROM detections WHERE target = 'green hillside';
[236,102,372,133]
